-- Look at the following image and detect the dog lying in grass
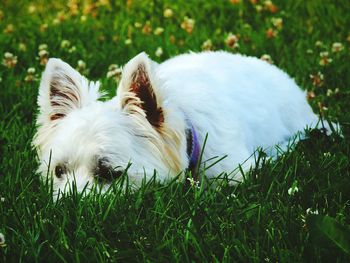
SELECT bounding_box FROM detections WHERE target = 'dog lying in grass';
[33,51,332,196]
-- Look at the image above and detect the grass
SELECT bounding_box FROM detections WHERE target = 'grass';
[0,0,350,262]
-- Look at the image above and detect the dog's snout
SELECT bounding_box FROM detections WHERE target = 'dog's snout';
[95,168,124,183]
[95,159,124,183]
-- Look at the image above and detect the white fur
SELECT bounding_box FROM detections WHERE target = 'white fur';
[33,51,326,196]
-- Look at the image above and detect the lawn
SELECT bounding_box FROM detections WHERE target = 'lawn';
[0,0,350,262]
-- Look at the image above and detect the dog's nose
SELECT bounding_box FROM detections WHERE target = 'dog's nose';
[95,165,124,183]
[99,169,123,182]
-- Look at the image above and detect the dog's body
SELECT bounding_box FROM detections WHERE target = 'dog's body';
[33,51,324,195]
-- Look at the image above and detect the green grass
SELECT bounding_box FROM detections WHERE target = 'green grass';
[1,0,350,262]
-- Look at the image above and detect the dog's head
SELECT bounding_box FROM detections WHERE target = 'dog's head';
[33,53,188,196]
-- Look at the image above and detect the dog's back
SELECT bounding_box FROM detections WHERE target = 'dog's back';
[156,51,320,176]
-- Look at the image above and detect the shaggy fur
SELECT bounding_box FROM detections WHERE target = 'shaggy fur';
[33,51,329,196]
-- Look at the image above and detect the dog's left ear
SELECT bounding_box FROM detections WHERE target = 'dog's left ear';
[118,52,164,128]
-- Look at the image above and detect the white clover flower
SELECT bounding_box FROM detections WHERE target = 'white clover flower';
[77,60,86,69]
[260,54,274,64]
[107,64,122,81]
[124,39,132,45]
[226,193,237,199]
[61,39,71,49]
[310,72,324,87]
[38,44,48,51]
[201,39,213,51]
[319,51,332,66]
[306,208,319,215]
[27,67,36,74]
[187,177,200,188]
[163,8,173,18]
[181,16,195,34]
[154,27,164,36]
[76,60,89,75]
[18,43,27,51]
[288,186,298,195]
[266,28,277,38]
[68,46,76,53]
[323,152,331,157]
[38,49,49,65]
[255,4,263,12]
[4,24,14,34]
[28,4,36,13]
[271,17,283,30]
[142,21,152,34]
[155,47,163,57]
[134,22,142,28]
[38,50,48,57]
[326,89,333,97]
[331,42,344,53]
[315,40,324,48]
[225,33,239,49]
[263,0,278,13]
[2,52,17,68]
[288,181,299,196]
[4,52,13,59]
[25,67,38,82]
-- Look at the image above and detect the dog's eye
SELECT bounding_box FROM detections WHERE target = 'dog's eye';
[55,165,66,179]
[95,159,123,182]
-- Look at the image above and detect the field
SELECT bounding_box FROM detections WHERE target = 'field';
[1,0,350,262]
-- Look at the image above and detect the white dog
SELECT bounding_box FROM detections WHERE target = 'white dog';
[33,51,329,195]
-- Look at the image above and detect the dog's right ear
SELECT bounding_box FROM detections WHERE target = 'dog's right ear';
[37,58,100,123]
